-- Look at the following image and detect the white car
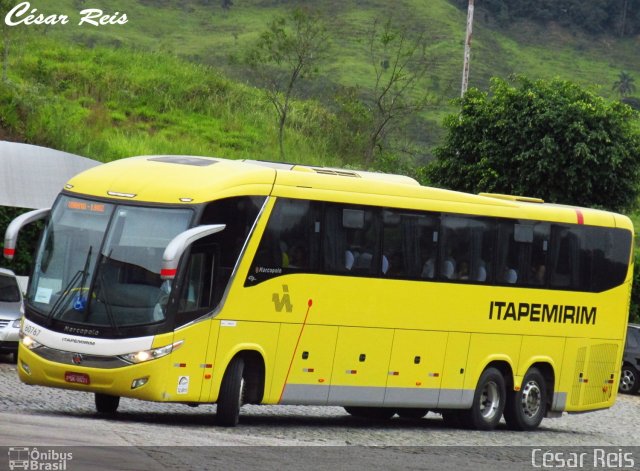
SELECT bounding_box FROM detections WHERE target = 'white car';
[0,268,24,362]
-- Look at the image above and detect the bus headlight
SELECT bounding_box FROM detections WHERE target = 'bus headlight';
[119,340,183,364]
[21,335,42,350]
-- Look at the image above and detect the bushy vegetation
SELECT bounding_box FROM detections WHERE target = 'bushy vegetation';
[426,76,640,213]
[0,35,350,166]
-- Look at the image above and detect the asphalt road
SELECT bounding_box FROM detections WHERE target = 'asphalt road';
[1,355,639,470]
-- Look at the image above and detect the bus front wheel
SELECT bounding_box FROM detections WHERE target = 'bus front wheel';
[95,393,120,414]
[467,367,506,431]
[215,357,245,427]
[504,367,547,431]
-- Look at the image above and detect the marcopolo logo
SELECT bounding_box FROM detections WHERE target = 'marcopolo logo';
[272,285,293,313]
[8,447,73,471]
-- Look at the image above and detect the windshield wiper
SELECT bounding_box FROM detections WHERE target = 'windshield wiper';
[45,246,92,325]
[96,265,120,334]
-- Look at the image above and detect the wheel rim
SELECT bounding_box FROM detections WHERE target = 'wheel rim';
[620,369,636,393]
[480,381,501,421]
[520,380,542,418]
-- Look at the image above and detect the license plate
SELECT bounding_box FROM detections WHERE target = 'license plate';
[64,372,90,385]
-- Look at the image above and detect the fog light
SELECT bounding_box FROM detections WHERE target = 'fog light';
[131,376,149,389]
[21,360,31,375]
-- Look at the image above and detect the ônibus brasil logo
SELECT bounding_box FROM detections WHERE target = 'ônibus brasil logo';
[8,447,73,471]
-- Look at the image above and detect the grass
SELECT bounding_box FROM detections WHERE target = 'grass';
[30,0,640,99]
[1,35,345,166]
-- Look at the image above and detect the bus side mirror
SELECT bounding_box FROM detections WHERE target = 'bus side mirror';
[3,208,51,260]
[161,224,226,280]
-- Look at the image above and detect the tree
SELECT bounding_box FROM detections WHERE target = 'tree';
[426,76,640,213]
[613,70,636,98]
[362,19,431,166]
[246,8,328,160]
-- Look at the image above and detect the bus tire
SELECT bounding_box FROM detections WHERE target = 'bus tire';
[619,364,640,394]
[504,367,547,431]
[397,408,429,419]
[343,406,396,420]
[95,393,120,414]
[215,356,245,427]
[467,367,506,431]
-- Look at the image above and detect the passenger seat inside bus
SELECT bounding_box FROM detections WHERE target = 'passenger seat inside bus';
[504,268,518,284]
[344,250,389,275]
[474,262,487,282]
[441,259,456,279]
[421,258,435,279]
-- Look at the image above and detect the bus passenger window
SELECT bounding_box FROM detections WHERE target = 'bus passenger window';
[247,198,319,285]
[383,210,438,279]
[549,226,580,289]
[441,215,494,283]
[419,222,439,279]
[323,204,377,276]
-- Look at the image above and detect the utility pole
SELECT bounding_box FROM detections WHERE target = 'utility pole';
[461,0,475,97]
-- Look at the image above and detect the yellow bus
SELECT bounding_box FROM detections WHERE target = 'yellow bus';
[4,155,633,430]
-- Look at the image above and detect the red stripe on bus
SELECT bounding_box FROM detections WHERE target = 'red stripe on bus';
[575,209,584,225]
[279,299,314,403]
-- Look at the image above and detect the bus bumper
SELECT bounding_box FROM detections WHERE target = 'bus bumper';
[17,343,170,402]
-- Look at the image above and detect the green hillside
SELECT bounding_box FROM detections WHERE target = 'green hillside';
[1,0,639,167]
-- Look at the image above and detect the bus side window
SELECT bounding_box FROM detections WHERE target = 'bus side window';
[441,215,493,283]
[588,227,632,292]
[380,210,439,279]
[247,198,319,285]
[178,249,214,313]
[419,217,439,279]
[324,204,378,275]
[548,226,581,289]
[496,221,521,285]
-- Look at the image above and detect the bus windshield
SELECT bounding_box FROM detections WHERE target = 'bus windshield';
[28,195,192,328]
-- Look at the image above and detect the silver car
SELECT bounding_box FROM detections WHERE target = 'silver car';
[0,268,23,362]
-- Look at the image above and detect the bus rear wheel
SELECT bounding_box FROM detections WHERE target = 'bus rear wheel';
[466,367,506,430]
[343,406,396,420]
[95,393,120,414]
[215,356,245,427]
[504,367,547,431]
